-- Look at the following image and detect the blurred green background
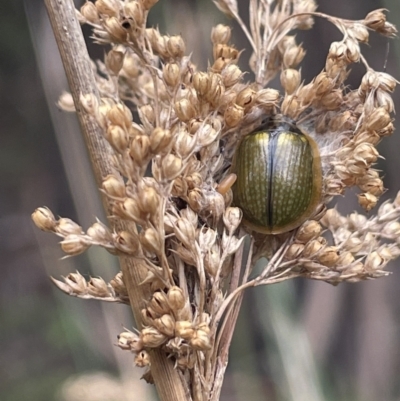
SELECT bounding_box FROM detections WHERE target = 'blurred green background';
[1,0,400,400]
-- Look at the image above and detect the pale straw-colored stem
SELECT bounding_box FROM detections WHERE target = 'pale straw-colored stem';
[43,1,188,400]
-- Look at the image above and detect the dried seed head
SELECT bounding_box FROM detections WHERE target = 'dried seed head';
[121,197,142,221]
[364,251,384,271]
[106,125,129,154]
[175,320,194,340]
[205,244,220,276]
[117,331,143,351]
[135,350,150,367]
[364,9,387,31]
[167,35,186,58]
[107,103,132,130]
[149,128,172,154]
[224,103,244,127]
[32,207,56,232]
[303,237,326,258]
[236,87,256,110]
[102,174,126,198]
[95,0,119,17]
[110,272,128,298]
[280,69,301,94]
[56,218,84,236]
[350,23,369,43]
[192,72,209,97]
[140,228,163,254]
[211,24,231,44]
[114,231,140,255]
[137,186,160,216]
[358,192,377,211]
[124,1,144,25]
[87,222,112,243]
[64,272,87,293]
[335,252,355,269]
[213,43,239,61]
[163,63,180,87]
[174,218,196,247]
[151,291,172,314]
[285,243,305,260]
[283,45,305,68]
[167,286,185,310]
[296,220,322,244]
[105,49,125,76]
[129,135,151,165]
[104,16,127,42]
[175,99,196,122]
[87,277,109,297]
[366,107,391,131]
[221,64,242,87]
[190,328,211,350]
[161,154,183,180]
[81,2,100,24]
[140,327,167,348]
[318,246,339,267]
[61,234,91,256]
[154,314,176,337]
[223,207,242,233]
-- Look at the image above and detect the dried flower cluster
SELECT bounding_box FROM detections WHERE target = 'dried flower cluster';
[33,0,399,400]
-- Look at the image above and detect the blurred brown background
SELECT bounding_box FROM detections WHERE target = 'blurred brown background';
[1,0,400,400]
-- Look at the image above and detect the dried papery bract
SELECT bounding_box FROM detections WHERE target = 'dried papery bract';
[35,1,400,401]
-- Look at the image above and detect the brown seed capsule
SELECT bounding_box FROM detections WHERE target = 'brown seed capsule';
[81,2,100,23]
[154,314,175,337]
[358,192,377,211]
[129,135,151,165]
[61,234,91,256]
[161,154,182,180]
[106,125,129,154]
[104,16,127,43]
[211,24,231,44]
[296,220,322,244]
[95,0,119,17]
[140,327,167,348]
[105,50,125,76]
[140,228,163,254]
[285,243,305,260]
[190,328,211,350]
[163,63,180,87]
[224,103,244,127]
[137,186,160,216]
[166,35,185,58]
[318,246,339,267]
[56,218,83,236]
[31,207,56,232]
[364,251,384,271]
[175,321,194,340]
[135,350,150,367]
[102,174,126,198]
[114,231,140,255]
[124,1,144,25]
[175,99,196,122]
[280,69,301,95]
[87,222,112,243]
[167,286,185,310]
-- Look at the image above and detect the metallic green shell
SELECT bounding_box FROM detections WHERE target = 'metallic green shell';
[232,118,322,234]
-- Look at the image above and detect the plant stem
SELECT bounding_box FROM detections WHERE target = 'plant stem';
[43,1,187,400]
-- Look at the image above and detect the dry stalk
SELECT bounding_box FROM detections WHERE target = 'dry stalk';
[34,1,399,400]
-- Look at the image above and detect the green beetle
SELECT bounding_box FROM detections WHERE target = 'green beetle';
[231,116,322,234]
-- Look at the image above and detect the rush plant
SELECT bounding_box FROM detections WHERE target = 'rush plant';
[33,1,398,400]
